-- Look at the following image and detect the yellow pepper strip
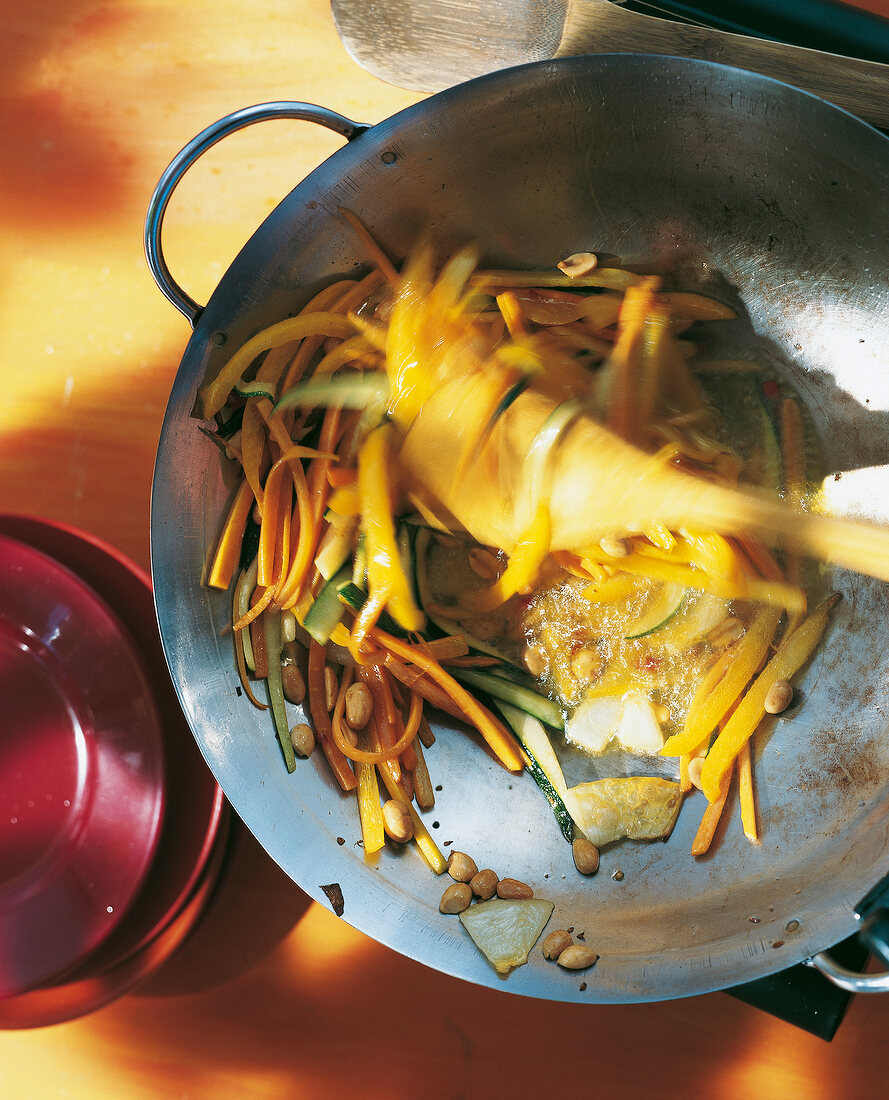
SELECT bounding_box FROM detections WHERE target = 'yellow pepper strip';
[780,395,807,597]
[240,399,268,507]
[466,503,551,613]
[606,279,657,445]
[371,627,525,773]
[277,461,316,610]
[327,484,361,516]
[738,740,759,842]
[691,761,733,856]
[375,754,447,874]
[469,268,643,291]
[346,583,393,664]
[207,478,255,591]
[657,291,737,321]
[358,423,424,632]
[662,605,782,758]
[197,312,359,420]
[257,460,287,589]
[701,594,839,802]
[356,723,386,856]
[496,291,527,338]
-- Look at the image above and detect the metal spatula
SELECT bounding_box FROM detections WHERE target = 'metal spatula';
[330,0,889,129]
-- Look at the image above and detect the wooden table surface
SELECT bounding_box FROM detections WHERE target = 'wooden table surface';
[2,1,889,1095]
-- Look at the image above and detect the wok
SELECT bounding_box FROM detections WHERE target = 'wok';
[147,55,889,1002]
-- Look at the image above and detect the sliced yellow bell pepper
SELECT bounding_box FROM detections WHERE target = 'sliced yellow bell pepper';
[358,422,424,632]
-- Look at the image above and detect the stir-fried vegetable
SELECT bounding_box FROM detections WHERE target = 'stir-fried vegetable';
[198,218,878,878]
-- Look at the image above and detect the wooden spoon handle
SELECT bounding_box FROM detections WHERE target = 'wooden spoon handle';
[559,1,889,129]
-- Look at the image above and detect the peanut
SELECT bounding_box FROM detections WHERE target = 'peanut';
[764,678,794,714]
[496,878,533,900]
[281,663,306,705]
[290,722,315,758]
[447,851,478,882]
[469,869,499,901]
[572,838,600,876]
[344,681,373,730]
[382,799,414,844]
[323,665,339,711]
[542,929,573,960]
[557,944,599,970]
[557,251,598,277]
[598,536,630,558]
[439,882,472,914]
[687,755,705,791]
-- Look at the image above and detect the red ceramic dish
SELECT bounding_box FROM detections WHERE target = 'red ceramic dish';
[0,534,166,998]
[0,515,229,1024]
[0,815,230,1029]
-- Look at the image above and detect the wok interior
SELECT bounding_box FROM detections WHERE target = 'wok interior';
[152,56,889,1000]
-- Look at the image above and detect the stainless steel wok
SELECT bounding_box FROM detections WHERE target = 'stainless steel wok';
[146,55,889,1002]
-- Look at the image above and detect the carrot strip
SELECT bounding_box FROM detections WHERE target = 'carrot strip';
[361,665,401,781]
[327,466,357,488]
[208,478,255,590]
[257,461,285,588]
[338,207,399,284]
[334,681,423,765]
[232,584,275,632]
[738,740,759,842]
[233,625,268,710]
[381,653,467,721]
[307,640,357,792]
[691,762,733,857]
[371,628,524,772]
[411,733,435,809]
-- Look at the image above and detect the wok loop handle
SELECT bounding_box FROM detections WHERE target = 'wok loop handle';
[144,102,371,327]
[806,906,889,993]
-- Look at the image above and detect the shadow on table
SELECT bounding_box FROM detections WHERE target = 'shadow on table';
[137,818,313,997]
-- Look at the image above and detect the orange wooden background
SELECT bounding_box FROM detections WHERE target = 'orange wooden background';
[2,2,889,1095]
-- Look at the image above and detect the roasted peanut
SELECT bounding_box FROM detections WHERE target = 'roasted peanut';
[707,616,745,648]
[571,646,602,684]
[496,877,533,900]
[468,546,501,580]
[557,251,598,277]
[439,882,472,914]
[557,944,599,970]
[542,929,574,960]
[764,678,794,714]
[382,799,414,844]
[447,851,478,882]
[523,644,548,679]
[687,755,705,791]
[290,722,315,758]
[572,838,600,876]
[323,665,339,711]
[281,663,306,705]
[598,536,630,558]
[344,681,373,729]
[469,869,499,901]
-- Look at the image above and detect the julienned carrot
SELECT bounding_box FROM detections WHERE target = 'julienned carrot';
[339,207,399,285]
[691,762,733,857]
[232,627,268,710]
[371,628,524,773]
[381,652,476,722]
[208,478,255,591]
[307,640,357,792]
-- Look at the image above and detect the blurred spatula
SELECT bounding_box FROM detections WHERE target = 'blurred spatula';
[330,0,889,129]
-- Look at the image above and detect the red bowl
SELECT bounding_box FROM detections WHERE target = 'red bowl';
[0,515,229,1024]
[0,534,166,998]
